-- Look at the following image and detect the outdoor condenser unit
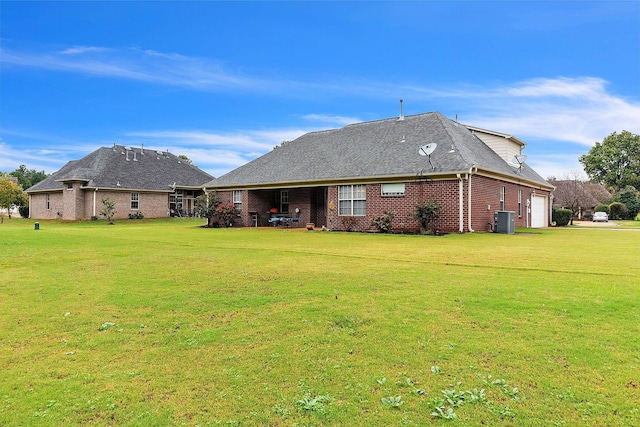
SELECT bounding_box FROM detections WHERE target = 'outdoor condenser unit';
[494,211,515,234]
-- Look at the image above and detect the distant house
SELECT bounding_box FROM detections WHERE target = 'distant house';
[205,112,554,233]
[550,179,612,219]
[26,145,213,220]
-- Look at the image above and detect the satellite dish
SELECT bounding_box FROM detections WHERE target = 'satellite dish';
[419,143,437,156]
[513,154,527,164]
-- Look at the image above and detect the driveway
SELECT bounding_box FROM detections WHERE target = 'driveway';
[573,220,619,227]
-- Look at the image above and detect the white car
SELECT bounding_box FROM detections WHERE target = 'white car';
[592,212,608,222]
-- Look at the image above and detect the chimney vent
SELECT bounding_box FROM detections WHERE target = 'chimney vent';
[398,99,405,121]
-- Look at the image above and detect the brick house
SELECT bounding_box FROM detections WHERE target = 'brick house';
[26,145,213,220]
[205,112,554,233]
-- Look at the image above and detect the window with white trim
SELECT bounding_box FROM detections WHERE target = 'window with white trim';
[130,192,139,210]
[233,190,242,211]
[518,189,522,216]
[66,183,73,190]
[46,193,50,210]
[381,183,405,196]
[338,184,366,216]
[500,186,505,211]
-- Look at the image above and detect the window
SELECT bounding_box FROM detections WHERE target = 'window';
[280,190,289,213]
[500,186,505,211]
[518,190,522,216]
[46,194,50,210]
[381,183,405,196]
[170,190,183,212]
[130,192,139,210]
[233,190,242,211]
[66,183,73,190]
[338,184,366,216]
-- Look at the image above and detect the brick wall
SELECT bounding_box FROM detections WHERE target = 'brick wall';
[29,190,172,220]
[470,175,551,231]
[324,177,550,233]
[29,192,64,219]
[226,176,551,233]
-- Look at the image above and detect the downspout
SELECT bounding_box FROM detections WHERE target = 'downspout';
[456,174,464,233]
[93,188,98,218]
[467,165,477,232]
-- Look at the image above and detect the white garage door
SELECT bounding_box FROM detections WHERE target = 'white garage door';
[531,195,546,228]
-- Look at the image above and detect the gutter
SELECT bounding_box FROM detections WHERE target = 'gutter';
[93,188,99,218]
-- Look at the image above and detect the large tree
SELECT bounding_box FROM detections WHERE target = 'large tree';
[9,165,48,190]
[0,177,28,221]
[579,131,640,191]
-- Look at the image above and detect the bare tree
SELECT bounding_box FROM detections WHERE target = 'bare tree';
[550,171,611,224]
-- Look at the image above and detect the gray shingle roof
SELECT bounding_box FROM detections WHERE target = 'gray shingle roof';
[207,112,550,188]
[26,145,213,193]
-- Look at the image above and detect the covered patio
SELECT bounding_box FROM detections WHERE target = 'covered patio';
[244,187,327,228]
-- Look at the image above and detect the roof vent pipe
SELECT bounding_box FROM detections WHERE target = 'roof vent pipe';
[398,99,404,121]
[141,143,144,155]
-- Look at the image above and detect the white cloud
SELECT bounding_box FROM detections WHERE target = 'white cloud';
[3,43,638,181]
[58,46,108,55]
[300,114,361,126]
[1,46,267,92]
[121,128,315,176]
[417,77,640,147]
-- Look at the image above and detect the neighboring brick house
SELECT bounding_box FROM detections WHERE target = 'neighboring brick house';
[549,179,612,219]
[26,145,213,220]
[205,112,553,233]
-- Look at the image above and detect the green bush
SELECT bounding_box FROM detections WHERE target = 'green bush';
[609,202,628,220]
[552,208,572,226]
[370,211,395,233]
[614,186,640,219]
[413,200,441,233]
[18,205,29,218]
[128,211,144,220]
[594,204,610,214]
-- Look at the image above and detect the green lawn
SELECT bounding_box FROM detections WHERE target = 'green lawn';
[1,218,639,426]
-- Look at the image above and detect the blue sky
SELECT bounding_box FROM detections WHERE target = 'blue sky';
[1,1,639,180]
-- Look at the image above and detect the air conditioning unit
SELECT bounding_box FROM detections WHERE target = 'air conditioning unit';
[494,211,515,234]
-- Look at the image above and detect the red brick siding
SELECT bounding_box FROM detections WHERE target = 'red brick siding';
[229,177,550,232]
[469,175,551,231]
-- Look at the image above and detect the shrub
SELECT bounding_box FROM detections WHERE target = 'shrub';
[195,192,222,227]
[18,205,29,218]
[552,208,572,226]
[594,204,610,214]
[370,211,395,233]
[614,186,640,219]
[99,198,116,224]
[216,202,239,227]
[128,211,144,220]
[609,202,628,220]
[413,200,441,233]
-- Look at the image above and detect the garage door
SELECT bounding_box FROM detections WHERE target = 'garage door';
[531,195,546,228]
